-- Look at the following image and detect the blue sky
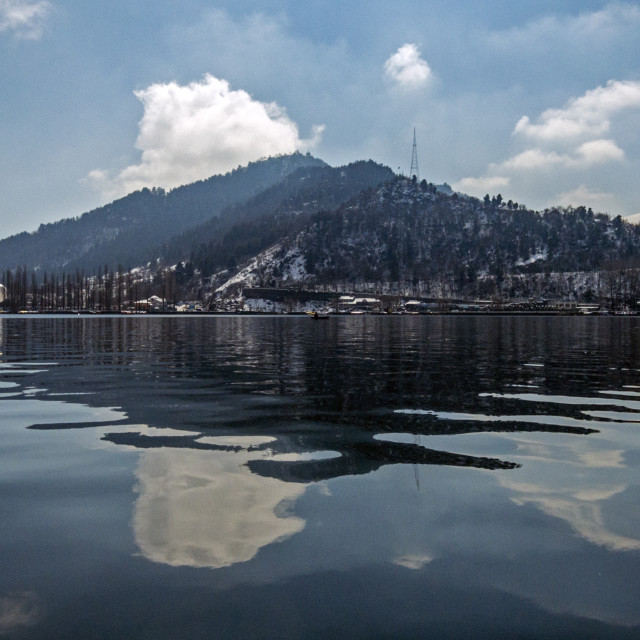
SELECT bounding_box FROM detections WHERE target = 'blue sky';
[1,0,640,238]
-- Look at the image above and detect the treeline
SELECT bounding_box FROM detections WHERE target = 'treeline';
[0,265,179,313]
[185,160,395,277]
[214,175,640,309]
[0,153,327,275]
[298,177,640,300]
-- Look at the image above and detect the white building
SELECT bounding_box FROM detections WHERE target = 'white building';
[0,283,6,304]
[337,296,382,313]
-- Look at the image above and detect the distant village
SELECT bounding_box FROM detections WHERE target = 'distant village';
[0,281,628,315]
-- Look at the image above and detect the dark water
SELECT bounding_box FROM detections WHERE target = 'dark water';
[1,315,640,639]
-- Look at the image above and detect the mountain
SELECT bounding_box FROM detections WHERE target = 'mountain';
[211,177,640,304]
[184,160,396,277]
[0,152,327,274]
[3,152,640,311]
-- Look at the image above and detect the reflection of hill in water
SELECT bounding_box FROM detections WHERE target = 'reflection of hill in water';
[7,315,630,479]
[4,315,640,570]
[3,317,635,480]
[105,426,521,480]
[101,403,604,481]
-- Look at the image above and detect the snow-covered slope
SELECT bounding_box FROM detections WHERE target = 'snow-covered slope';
[215,243,310,295]
[210,176,640,302]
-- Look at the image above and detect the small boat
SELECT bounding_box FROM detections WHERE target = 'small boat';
[307,311,330,319]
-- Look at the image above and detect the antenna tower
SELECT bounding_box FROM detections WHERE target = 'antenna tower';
[410,128,419,180]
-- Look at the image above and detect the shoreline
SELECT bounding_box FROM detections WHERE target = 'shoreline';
[0,310,632,317]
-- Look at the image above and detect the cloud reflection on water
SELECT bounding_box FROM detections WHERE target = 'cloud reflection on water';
[475,391,640,552]
[399,393,640,554]
[132,444,307,569]
[499,434,640,552]
[0,591,41,635]
[506,483,640,552]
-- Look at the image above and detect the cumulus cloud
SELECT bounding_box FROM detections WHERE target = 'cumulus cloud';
[455,80,639,207]
[89,74,324,199]
[499,139,624,171]
[0,0,50,39]
[500,149,565,171]
[555,185,617,211]
[575,139,624,164]
[514,80,640,142]
[624,213,640,224]
[392,554,433,570]
[384,43,432,90]
[453,176,510,194]
[488,3,640,51]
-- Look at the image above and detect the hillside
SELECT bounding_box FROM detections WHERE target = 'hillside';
[0,152,326,274]
[211,177,640,304]
[184,160,396,277]
[3,160,640,312]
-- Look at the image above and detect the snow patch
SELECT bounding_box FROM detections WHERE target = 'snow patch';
[215,243,309,295]
[515,252,547,267]
[242,298,330,313]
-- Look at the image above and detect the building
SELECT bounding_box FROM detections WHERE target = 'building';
[337,296,383,313]
[134,295,165,312]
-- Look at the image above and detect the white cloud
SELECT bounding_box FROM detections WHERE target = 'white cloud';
[514,80,640,143]
[89,74,324,199]
[0,0,50,39]
[384,43,432,90]
[488,3,640,51]
[455,80,638,207]
[392,554,433,570]
[498,139,624,171]
[575,139,624,164]
[452,175,510,195]
[555,185,617,211]
[500,149,565,171]
[624,213,640,224]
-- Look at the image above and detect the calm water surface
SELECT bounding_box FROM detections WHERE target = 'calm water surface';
[1,315,639,639]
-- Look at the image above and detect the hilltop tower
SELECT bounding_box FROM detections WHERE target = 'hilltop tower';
[410,128,419,181]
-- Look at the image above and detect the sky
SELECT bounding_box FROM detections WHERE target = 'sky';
[1,0,640,238]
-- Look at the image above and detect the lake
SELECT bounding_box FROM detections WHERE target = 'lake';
[1,315,639,639]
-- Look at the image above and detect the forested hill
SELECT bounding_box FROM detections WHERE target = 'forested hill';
[303,179,640,284]
[183,160,396,277]
[217,177,640,299]
[3,153,639,304]
[0,152,326,274]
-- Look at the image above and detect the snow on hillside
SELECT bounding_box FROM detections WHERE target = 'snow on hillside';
[215,242,309,295]
[243,298,329,313]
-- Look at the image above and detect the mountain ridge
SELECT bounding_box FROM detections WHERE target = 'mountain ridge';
[0,152,327,274]
[207,176,640,306]
[2,153,640,310]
